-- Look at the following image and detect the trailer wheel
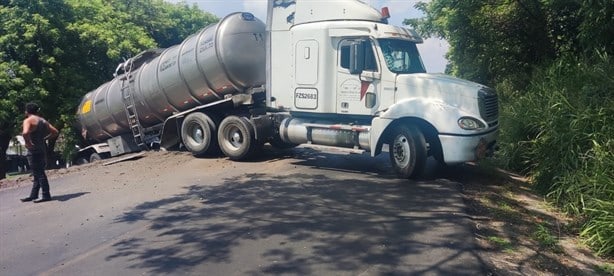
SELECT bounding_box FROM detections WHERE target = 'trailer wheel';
[218,116,256,160]
[76,157,89,165]
[389,124,427,179]
[89,153,101,163]
[181,112,219,156]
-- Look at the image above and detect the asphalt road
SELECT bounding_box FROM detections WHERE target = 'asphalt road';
[1,148,487,275]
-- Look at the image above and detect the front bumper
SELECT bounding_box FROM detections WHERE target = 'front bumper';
[438,128,498,164]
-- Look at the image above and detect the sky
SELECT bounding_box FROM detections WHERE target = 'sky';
[168,0,449,73]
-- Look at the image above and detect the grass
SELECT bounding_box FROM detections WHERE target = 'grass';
[597,263,614,274]
[533,223,561,251]
[487,236,515,253]
[3,172,29,180]
[481,195,523,222]
[496,53,614,257]
[480,186,564,253]
[455,163,614,274]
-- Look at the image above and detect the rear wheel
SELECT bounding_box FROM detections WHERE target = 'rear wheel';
[218,116,258,160]
[389,124,427,179]
[181,112,219,156]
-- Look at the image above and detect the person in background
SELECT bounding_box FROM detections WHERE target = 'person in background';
[20,102,58,203]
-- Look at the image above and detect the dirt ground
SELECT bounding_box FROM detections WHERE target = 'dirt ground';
[1,150,612,275]
[441,164,613,275]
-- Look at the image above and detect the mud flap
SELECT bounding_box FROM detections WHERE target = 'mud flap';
[160,117,181,150]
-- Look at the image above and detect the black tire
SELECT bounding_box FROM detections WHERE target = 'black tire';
[89,153,101,163]
[389,124,427,179]
[181,112,219,156]
[218,116,257,160]
[76,157,89,165]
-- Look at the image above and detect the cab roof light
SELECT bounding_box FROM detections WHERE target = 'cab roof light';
[381,7,391,20]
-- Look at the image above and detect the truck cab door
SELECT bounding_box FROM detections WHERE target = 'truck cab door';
[336,39,380,116]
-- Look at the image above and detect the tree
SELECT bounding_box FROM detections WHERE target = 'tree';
[1,0,217,178]
[1,0,69,177]
[109,0,218,48]
[405,0,586,91]
[406,0,614,256]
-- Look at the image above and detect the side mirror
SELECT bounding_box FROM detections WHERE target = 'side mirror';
[349,41,366,75]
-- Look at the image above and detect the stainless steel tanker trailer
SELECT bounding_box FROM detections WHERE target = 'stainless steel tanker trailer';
[76,12,269,163]
[75,0,499,179]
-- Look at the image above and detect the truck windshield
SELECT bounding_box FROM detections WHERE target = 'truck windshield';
[379,39,426,74]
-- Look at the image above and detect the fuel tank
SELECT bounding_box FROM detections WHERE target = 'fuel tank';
[77,13,266,142]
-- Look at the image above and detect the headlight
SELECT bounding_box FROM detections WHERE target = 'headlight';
[458,117,485,130]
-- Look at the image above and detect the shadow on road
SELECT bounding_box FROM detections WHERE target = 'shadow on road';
[53,192,90,202]
[108,169,488,274]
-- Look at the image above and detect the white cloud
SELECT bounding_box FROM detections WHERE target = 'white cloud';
[169,0,266,19]
[241,0,267,20]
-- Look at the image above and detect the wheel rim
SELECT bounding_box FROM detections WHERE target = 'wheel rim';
[392,134,410,168]
[226,125,244,150]
[189,123,204,144]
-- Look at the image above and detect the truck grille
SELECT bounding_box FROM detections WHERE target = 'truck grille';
[478,88,499,126]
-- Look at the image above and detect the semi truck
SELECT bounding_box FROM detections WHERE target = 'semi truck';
[75,0,498,178]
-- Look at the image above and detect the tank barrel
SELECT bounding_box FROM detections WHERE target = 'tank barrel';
[76,13,266,142]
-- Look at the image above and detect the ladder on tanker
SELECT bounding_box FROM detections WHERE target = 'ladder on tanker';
[120,62,147,150]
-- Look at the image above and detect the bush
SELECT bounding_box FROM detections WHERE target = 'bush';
[497,52,614,256]
[55,114,79,165]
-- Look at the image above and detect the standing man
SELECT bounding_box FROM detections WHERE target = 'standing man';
[20,102,58,203]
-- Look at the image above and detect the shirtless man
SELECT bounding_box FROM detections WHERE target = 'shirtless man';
[20,102,59,203]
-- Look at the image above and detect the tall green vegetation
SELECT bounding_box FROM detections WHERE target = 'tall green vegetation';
[0,0,217,174]
[407,0,613,256]
[507,55,613,256]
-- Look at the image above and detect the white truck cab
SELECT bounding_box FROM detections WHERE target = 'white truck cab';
[268,0,498,178]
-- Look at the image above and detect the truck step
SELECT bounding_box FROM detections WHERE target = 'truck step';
[303,123,369,132]
[297,144,366,155]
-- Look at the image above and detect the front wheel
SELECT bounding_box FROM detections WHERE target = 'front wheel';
[389,125,427,179]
